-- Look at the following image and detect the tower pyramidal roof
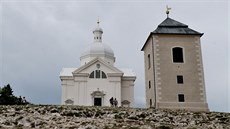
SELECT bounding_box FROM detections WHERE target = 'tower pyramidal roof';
[152,17,203,36]
[158,17,188,27]
[141,8,204,51]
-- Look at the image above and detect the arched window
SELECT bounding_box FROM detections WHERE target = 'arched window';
[172,47,184,63]
[102,71,107,78]
[89,70,107,79]
[89,71,94,78]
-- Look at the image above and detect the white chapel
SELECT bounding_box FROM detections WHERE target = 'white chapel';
[59,20,136,107]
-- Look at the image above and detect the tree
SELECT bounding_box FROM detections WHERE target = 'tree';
[0,84,19,105]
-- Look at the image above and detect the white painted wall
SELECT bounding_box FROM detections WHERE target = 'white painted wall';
[60,59,135,107]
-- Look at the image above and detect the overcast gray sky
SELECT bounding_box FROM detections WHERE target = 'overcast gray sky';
[0,0,229,112]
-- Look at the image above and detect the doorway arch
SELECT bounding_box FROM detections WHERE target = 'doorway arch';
[91,91,105,106]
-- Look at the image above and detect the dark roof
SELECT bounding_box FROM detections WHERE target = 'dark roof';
[158,17,188,27]
[141,17,203,51]
[152,17,203,35]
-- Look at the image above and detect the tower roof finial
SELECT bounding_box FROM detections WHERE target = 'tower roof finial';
[166,5,172,18]
[97,16,100,26]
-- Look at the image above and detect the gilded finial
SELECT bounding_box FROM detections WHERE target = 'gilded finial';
[166,5,172,18]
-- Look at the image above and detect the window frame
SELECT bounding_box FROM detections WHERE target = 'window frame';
[149,81,151,89]
[172,47,184,63]
[102,71,107,79]
[150,99,152,107]
[147,54,151,69]
[89,70,107,79]
[177,75,184,84]
[89,71,95,78]
[95,70,100,78]
[178,94,185,102]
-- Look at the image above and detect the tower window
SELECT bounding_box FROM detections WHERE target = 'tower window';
[149,81,151,89]
[178,94,185,102]
[150,99,152,107]
[148,54,151,68]
[177,75,184,84]
[172,47,184,63]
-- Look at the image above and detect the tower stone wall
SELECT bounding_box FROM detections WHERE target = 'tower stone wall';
[142,17,209,111]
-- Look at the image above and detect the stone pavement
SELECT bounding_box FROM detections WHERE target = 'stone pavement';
[0,105,229,129]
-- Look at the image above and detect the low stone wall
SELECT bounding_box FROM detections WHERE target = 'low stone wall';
[0,105,229,129]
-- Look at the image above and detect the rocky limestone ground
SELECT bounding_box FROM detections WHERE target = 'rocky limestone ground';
[0,105,229,129]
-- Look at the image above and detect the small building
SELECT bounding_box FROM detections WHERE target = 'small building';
[60,21,136,107]
[141,12,209,111]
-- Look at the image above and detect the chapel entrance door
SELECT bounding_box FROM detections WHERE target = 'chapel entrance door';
[91,90,105,106]
[94,98,102,106]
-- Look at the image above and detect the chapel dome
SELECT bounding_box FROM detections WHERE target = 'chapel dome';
[81,42,114,57]
[80,42,116,65]
[80,20,115,66]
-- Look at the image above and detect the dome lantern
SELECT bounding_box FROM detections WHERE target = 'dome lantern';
[93,19,103,43]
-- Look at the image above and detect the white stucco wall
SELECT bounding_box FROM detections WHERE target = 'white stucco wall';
[80,55,115,66]
[60,59,135,107]
[61,76,122,106]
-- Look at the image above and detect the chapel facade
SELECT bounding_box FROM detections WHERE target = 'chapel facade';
[141,13,209,111]
[60,21,136,107]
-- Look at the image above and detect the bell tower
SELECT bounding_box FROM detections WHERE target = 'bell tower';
[141,8,209,111]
